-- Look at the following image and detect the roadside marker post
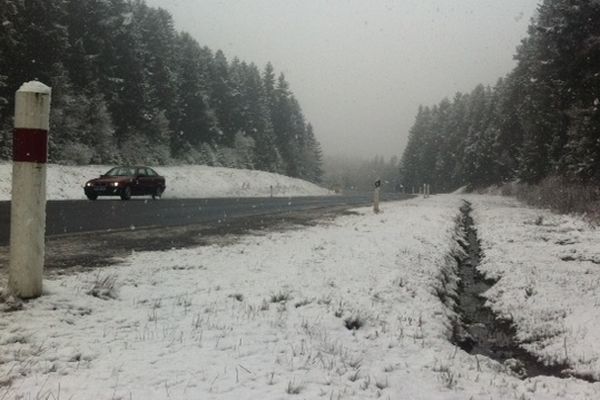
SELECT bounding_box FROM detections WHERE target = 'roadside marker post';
[8,81,51,299]
[423,184,430,199]
[373,179,381,214]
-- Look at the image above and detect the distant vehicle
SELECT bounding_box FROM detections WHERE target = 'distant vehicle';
[84,166,166,201]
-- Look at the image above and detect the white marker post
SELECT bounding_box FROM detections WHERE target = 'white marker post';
[8,81,51,299]
[373,179,381,214]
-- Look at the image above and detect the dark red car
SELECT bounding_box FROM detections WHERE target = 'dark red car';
[84,166,166,201]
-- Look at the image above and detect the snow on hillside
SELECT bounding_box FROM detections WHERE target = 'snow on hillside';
[0,164,331,200]
[1,195,599,399]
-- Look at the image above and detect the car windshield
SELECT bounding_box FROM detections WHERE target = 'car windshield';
[104,167,135,177]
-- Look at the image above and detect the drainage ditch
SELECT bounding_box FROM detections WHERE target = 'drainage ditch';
[449,201,585,380]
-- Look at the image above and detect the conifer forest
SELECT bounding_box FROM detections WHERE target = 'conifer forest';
[401,0,600,191]
[1,0,599,192]
[0,0,323,183]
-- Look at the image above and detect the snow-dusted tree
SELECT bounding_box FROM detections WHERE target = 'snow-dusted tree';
[233,131,256,169]
[538,0,600,182]
[198,142,218,166]
[0,74,10,158]
[260,62,285,173]
[171,33,217,157]
[0,0,68,146]
[271,73,313,178]
[427,98,451,189]
[444,93,470,189]
[208,50,237,146]
[488,77,523,183]
[0,0,17,123]
[400,106,430,189]
[233,62,279,172]
[49,74,116,165]
[302,123,324,183]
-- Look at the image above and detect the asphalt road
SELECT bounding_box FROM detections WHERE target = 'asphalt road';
[0,193,412,246]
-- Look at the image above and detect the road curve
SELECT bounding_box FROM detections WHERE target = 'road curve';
[0,193,412,245]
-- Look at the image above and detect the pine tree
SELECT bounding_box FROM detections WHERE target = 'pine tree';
[0,0,18,122]
[171,33,217,157]
[301,123,323,183]
[271,74,294,175]
[209,49,235,146]
[429,98,452,190]
[233,131,256,169]
[400,106,431,190]
[235,63,279,171]
[259,62,284,172]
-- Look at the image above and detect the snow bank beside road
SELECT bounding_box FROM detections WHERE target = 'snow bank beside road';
[0,163,331,200]
[470,195,600,381]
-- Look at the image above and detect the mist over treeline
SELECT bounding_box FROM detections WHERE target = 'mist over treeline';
[0,0,323,183]
[322,155,401,192]
[400,0,600,192]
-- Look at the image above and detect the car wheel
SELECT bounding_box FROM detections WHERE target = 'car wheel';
[152,186,163,200]
[120,186,132,201]
[86,194,98,201]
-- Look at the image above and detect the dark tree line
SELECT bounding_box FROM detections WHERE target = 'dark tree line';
[0,0,323,183]
[400,0,600,192]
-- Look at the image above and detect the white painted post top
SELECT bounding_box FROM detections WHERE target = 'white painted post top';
[18,81,52,95]
[15,81,52,130]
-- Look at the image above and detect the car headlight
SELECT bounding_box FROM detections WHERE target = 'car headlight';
[86,182,92,187]
[112,182,120,187]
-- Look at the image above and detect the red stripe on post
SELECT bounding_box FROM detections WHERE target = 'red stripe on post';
[13,128,48,163]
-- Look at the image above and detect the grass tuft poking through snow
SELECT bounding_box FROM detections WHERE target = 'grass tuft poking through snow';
[285,379,304,395]
[86,273,118,300]
[269,290,292,304]
[343,315,365,331]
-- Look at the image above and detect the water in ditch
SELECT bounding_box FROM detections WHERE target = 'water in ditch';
[451,201,580,380]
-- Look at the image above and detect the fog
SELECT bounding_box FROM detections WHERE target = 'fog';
[147,0,540,159]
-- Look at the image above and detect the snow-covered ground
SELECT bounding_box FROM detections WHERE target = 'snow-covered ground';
[469,195,600,381]
[1,195,600,399]
[0,164,331,200]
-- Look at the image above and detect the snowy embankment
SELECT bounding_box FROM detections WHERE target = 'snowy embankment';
[1,195,600,399]
[0,163,331,200]
[469,195,600,381]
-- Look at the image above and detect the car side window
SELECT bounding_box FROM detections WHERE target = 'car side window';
[136,168,148,177]
[147,168,158,177]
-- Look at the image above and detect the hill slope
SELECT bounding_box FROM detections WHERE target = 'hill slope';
[0,164,331,200]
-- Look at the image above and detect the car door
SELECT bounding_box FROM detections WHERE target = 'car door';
[134,167,151,195]
[146,168,162,191]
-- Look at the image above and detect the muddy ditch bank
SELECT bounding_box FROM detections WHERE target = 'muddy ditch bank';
[442,201,595,382]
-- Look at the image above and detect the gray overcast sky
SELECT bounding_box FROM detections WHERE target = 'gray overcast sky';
[147,0,540,159]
